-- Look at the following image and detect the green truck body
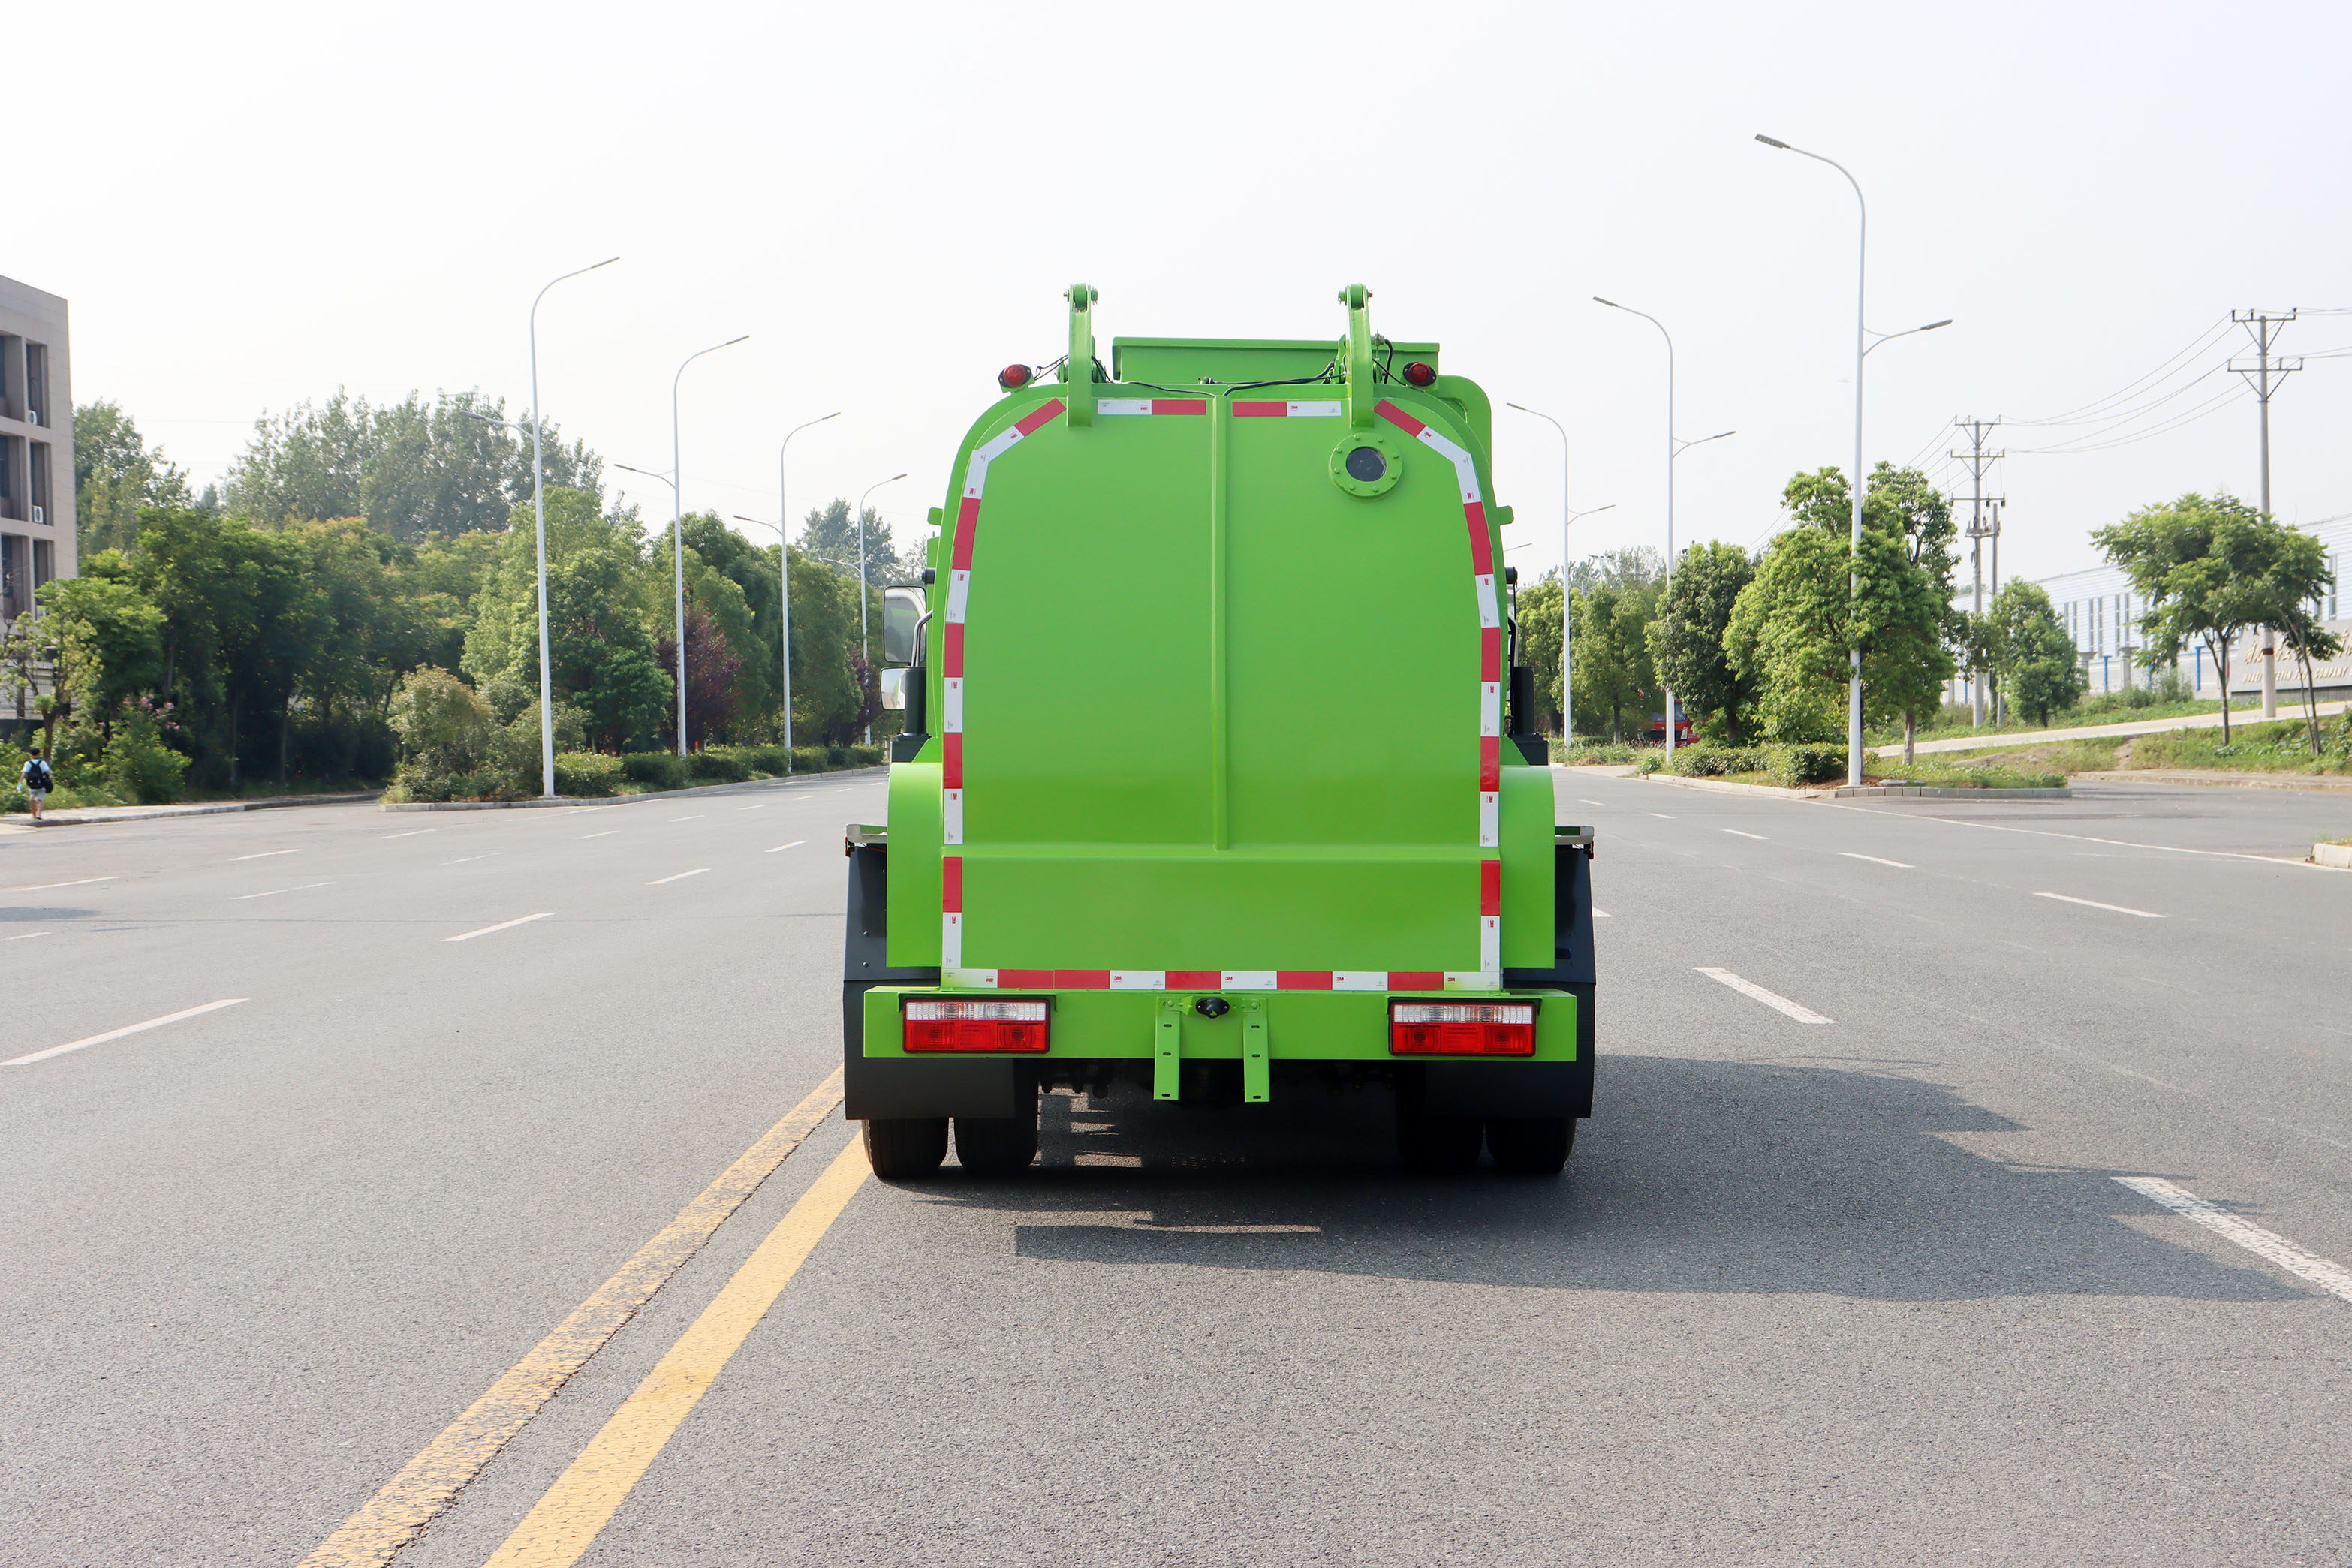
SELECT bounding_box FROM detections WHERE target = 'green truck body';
[843,285,1596,1176]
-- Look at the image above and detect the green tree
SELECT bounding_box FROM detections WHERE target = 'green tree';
[1730,465,1956,754]
[74,402,193,555]
[222,390,601,540]
[799,497,923,591]
[1516,572,1563,735]
[1986,580,2086,727]
[2242,522,2341,757]
[36,569,167,746]
[1647,541,1756,742]
[1568,581,1661,742]
[2093,492,2284,745]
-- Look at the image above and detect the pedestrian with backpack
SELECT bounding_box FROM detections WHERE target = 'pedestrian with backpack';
[21,748,53,821]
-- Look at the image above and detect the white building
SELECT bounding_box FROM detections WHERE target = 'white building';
[1955,512,2352,707]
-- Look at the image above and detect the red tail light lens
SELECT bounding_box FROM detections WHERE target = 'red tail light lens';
[998,363,1033,390]
[1390,1001,1535,1056]
[905,998,1050,1052]
[1402,360,1438,387]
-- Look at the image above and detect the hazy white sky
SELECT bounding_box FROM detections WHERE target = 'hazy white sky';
[19,2,2352,588]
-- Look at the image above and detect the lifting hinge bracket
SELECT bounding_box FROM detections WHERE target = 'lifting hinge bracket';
[1241,999,1269,1103]
[1064,283,1097,428]
[1339,283,1375,429]
[1154,996,1182,1100]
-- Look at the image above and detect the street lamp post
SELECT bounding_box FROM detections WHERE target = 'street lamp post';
[522,257,616,796]
[1593,299,1734,758]
[1504,402,1613,744]
[854,472,908,745]
[772,412,840,759]
[666,334,750,756]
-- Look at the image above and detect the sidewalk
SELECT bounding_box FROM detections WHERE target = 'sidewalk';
[1873,699,2348,757]
[1,791,378,834]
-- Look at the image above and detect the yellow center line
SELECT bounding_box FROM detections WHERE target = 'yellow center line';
[295,1068,845,1568]
[482,1136,872,1566]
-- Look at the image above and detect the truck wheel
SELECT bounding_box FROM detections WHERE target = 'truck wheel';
[1397,1106,1485,1175]
[1487,1116,1574,1176]
[863,1118,948,1180]
[953,1104,1037,1176]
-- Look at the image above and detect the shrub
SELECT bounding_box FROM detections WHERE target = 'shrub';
[621,751,689,791]
[553,751,623,796]
[393,767,529,803]
[687,748,752,784]
[1555,740,1646,766]
[102,713,190,805]
[1766,743,1846,787]
[1665,745,1765,778]
[389,669,497,775]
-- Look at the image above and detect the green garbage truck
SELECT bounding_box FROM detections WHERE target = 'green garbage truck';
[842,284,1595,1178]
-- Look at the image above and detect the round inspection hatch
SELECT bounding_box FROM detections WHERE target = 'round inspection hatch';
[1330,429,1405,498]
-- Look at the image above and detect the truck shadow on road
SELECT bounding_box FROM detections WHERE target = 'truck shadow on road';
[919,1055,2302,1304]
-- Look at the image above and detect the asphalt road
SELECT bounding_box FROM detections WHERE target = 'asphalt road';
[4,769,2350,1565]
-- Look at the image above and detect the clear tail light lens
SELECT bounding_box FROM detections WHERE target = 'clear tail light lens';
[1389,1001,1535,1056]
[905,998,1050,1053]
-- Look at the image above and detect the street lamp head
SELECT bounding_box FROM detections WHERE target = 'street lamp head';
[1593,296,1620,309]
[1921,318,1953,332]
[588,256,619,270]
[1755,134,1790,149]
[613,462,675,487]
[1712,429,1737,441]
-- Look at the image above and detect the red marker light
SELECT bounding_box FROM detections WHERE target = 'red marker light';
[1389,1001,1535,1056]
[998,363,1033,390]
[1403,361,1438,387]
[905,998,1050,1053]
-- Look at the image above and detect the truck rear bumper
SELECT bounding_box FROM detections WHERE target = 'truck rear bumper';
[845,984,1586,1121]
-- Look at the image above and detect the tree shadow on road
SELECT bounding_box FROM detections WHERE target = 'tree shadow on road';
[905,1055,2302,1305]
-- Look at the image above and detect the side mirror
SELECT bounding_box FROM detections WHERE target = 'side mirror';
[879,667,908,711]
[882,586,924,666]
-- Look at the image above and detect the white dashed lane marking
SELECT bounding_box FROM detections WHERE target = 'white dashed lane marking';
[1841,853,1912,868]
[230,883,334,901]
[1694,967,1833,1024]
[2037,891,2164,919]
[228,849,303,862]
[5,877,116,891]
[445,913,554,944]
[2116,1178,2352,1305]
[765,841,807,854]
[649,869,709,886]
[1723,829,1766,841]
[5,998,248,1067]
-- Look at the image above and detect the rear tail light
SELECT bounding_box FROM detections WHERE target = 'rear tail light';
[998,363,1033,390]
[1402,360,1438,387]
[1389,1001,1535,1056]
[905,998,1050,1053]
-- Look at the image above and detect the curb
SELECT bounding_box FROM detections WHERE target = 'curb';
[2314,843,2352,870]
[1646,774,2070,802]
[2074,769,2352,796]
[379,767,888,812]
[5,791,380,828]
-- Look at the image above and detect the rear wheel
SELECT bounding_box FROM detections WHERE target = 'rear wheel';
[1397,1104,1485,1175]
[1487,1116,1574,1175]
[863,1117,948,1180]
[954,1096,1038,1176]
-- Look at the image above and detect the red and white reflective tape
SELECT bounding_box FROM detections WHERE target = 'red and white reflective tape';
[941,968,1456,992]
[1378,398,1503,984]
[1232,399,1344,417]
[938,392,1503,991]
[1097,399,1209,417]
[941,396,1065,967]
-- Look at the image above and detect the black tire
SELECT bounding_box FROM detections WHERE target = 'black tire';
[1487,1116,1574,1176]
[1398,1106,1485,1175]
[953,1100,1038,1176]
[863,1117,948,1180]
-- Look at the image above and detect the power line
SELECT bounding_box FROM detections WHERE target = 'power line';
[2011,381,2250,455]
[2001,315,2234,426]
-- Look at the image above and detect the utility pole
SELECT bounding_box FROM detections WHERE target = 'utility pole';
[2230,308,2300,718]
[1986,498,2004,721]
[1950,417,2004,726]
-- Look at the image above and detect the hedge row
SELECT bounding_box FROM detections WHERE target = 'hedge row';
[1641,742,1848,787]
[399,742,884,802]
